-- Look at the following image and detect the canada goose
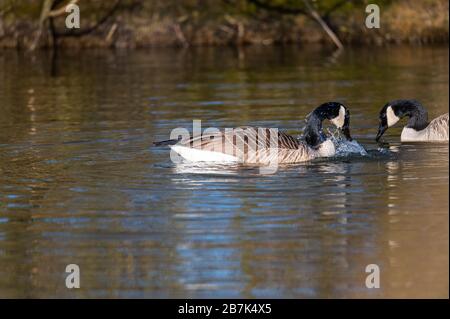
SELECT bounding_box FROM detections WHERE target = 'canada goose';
[154,102,352,164]
[376,99,449,142]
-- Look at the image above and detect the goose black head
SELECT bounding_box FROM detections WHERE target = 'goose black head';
[376,99,428,142]
[304,102,352,147]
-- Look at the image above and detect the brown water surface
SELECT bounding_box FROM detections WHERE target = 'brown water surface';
[0,46,448,298]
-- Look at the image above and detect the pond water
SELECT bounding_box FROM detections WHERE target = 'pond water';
[0,45,448,298]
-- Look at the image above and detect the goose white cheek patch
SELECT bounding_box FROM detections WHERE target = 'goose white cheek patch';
[386,106,400,127]
[330,106,346,128]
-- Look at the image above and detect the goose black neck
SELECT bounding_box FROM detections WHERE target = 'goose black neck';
[303,112,326,148]
[399,100,429,131]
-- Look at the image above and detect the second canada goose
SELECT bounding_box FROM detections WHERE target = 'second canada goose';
[376,99,449,142]
[154,102,353,164]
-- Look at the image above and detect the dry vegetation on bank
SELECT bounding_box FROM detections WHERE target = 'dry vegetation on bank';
[0,0,448,49]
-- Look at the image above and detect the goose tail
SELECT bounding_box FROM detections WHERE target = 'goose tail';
[153,138,180,146]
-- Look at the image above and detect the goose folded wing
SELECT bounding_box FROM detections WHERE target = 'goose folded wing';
[427,113,449,140]
[179,127,301,152]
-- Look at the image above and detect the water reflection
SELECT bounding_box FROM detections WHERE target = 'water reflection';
[0,46,448,298]
[171,162,243,176]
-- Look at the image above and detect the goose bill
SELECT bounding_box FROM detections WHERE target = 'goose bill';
[376,123,388,142]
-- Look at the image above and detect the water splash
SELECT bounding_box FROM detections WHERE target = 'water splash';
[333,138,368,157]
[327,128,368,157]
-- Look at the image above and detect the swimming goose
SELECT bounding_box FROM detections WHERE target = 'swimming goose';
[154,102,352,164]
[376,99,449,142]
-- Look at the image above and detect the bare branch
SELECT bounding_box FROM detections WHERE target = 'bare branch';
[29,0,54,50]
[245,0,344,49]
[47,0,79,18]
[173,23,189,47]
[302,0,343,49]
[53,0,121,37]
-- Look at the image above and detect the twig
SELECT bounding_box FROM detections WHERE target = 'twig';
[29,0,54,51]
[173,23,189,47]
[105,22,117,45]
[302,0,344,49]
[47,0,79,18]
[54,0,121,37]
[247,0,344,49]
